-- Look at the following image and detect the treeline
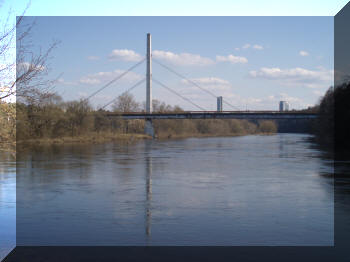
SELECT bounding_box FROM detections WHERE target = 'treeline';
[14,93,277,143]
[0,102,16,145]
[153,118,276,139]
[3,82,349,150]
[314,82,350,151]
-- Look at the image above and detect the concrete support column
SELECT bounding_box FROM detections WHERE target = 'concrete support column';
[217,96,223,112]
[145,119,155,138]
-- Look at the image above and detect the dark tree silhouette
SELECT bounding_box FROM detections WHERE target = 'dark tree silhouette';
[0,1,59,103]
[316,81,350,152]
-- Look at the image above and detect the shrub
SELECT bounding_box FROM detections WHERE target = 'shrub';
[258,120,277,133]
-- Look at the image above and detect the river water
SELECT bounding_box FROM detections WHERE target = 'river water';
[2,134,338,250]
[0,152,16,260]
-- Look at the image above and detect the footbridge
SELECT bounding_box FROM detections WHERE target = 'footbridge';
[107,111,317,120]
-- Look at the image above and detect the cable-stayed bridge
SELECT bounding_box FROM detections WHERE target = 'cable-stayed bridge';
[84,34,317,136]
[106,111,316,120]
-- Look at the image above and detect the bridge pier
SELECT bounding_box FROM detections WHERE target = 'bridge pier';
[145,119,155,138]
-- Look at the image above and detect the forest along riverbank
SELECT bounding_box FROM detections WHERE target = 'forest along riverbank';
[2,96,278,151]
[5,80,350,153]
[10,97,278,149]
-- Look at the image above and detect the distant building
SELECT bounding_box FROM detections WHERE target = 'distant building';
[217,96,223,112]
[279,101,289,111]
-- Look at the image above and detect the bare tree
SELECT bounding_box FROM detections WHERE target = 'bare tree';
[0,1,59,103]
[112,93,140,112]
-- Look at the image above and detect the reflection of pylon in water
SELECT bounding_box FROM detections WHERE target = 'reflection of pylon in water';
[146,176,152,236]
[146,207,151,236]
[145,143,152,237]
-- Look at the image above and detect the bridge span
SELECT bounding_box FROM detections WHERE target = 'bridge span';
[106,111,317,120]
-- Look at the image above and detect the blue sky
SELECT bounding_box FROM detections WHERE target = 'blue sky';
[1,1,346,110]
[2,0,348,16]
[19,16,333,110]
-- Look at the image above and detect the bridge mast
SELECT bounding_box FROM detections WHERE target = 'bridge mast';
[145,33,155,138]
[146,33,152,113]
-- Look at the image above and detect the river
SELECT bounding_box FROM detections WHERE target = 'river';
[1,134,338,253]
[0,152,16,260]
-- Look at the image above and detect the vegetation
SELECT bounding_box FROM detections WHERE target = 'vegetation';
[0,1,57,152]
[153,118,276,139]
[0,102,16,150]
[314,82,350,152]
[1,2,58,103]
[2,93,277,148]
[314,87,334,148]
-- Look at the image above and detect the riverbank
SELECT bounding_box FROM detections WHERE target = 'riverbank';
[155,131,276,140]
[15,130,277,147]
[2,119,313,155]
[0,142,15,155]
[0,133,151,155]
[3,129,279,153]
[17,133,151,146]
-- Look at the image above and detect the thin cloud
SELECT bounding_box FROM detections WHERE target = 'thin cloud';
[241,43,264,50]
[87,56,100,61]
[79,69,143,85]
[238,93,309,110]
[57,78,78,86]
[299,50,309,57]
[313,90,324,96]
[181,77,231,90]
[253,44,263,50]
[249,67,333,87]
[108,49,143,62]
[182,77,230,86]
[153,50,214,66]
[216,54,248,64]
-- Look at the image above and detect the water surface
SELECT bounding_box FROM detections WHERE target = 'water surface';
[15,134,334,246]
[0,152,16,260]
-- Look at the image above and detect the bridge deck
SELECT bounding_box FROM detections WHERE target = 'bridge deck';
[106,111,317,120]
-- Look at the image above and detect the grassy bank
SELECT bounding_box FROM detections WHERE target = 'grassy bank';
[0,142,16,154]
[156,132,276,140]
[17,132,151,146]
[16,120,277,146]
